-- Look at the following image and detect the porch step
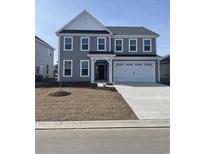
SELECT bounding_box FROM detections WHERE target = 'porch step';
[97,83,106,87]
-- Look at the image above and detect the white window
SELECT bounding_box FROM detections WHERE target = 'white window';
[81,37,89,51]
[129,39,138,52]
[115,39,123,52]
[143,39,152,52]
[80,60,89,77]
[64,37,73,51]
[97,37,106,51]
[63,60,72,77]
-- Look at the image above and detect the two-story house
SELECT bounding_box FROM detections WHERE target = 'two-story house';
[56,10,160,83]
[35,36,55,78]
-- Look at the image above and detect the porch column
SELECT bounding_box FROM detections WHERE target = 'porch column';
[91,58,96,83]
[108,59,112,83]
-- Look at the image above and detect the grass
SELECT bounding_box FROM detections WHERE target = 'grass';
[35,87,138,121]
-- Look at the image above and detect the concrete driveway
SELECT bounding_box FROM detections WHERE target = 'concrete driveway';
[114,83,170,120]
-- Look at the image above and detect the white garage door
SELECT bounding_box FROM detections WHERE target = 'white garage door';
[114,61,155,82]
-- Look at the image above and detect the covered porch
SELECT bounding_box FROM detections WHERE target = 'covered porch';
[87,54,115,83]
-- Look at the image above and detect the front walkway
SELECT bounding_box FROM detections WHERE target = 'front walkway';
[114,83,170,119]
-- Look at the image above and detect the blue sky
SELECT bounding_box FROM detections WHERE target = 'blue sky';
[36,0,170,63]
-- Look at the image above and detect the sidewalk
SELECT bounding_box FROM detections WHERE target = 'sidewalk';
[36,119,170,130]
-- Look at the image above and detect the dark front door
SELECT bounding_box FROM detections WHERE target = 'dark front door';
[95,61,108,81]
[98,65,105,80]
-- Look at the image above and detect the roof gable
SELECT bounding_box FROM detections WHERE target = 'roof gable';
[35,36,55,50]
[56,10,112,34]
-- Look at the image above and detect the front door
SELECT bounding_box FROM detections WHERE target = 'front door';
[95,61,108,81]
[98,65,105,80]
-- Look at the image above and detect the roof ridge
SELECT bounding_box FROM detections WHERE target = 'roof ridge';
[106,26,144,27]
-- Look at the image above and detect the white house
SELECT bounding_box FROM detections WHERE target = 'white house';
[35,36,55,78]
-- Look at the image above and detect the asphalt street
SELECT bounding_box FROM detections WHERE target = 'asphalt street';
[36,128,170,154]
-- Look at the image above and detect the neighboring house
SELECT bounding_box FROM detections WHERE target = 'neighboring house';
[56,10,160,83]
[53,64,58,77]
[160,54,170,85]
[35,36,55,78]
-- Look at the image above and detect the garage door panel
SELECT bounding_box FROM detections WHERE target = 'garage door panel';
[114,61,155,83]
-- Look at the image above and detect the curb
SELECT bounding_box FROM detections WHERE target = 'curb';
[36,119,170,130]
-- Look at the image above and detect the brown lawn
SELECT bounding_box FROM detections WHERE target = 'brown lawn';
[35,87,138,121]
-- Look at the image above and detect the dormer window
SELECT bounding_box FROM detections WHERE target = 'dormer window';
[97,37,106,51]
[81,37,89,51]
[64,37,73,51]
[143,39,152,52]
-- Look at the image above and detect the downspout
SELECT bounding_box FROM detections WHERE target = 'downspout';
[57,35,60,82]
[158,58,161,82]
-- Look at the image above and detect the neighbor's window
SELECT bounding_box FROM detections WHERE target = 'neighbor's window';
[81,37,89,51]
[129,39,137,52]
[80,60,89,77]
[115,39,123,52]
[63,60,72,77]
[97,37,106,51]
[143,39,152,52]
[64,37,73,51]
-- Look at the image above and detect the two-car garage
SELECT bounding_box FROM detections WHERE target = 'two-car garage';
[114,61,156,83]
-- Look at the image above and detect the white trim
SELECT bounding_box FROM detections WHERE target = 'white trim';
[143,39,152,52]
[97,37,106,51]
[114,39,123,52]
[113,56,160,60]
[87,54,116,58]
[56,10,113,35]
[64,37,73,51]
[108,60,113,83]
[58,33,111,37]
[91,60,95,83]
[63,60,73,77]
[158,59,160,82]
[128,39,138,52]
[80,60,90,77]
[80,37,90,51]
[109,36,111,51]
[113,61,156,83]
[90,58,113,83]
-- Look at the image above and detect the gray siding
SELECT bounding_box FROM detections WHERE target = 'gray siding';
[59,35,110,82]
[160,63,170,84]
[59,36,90,82]
[111,38,156,55]
[59,35,158,82]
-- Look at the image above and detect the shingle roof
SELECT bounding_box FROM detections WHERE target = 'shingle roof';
[106,26,159,36]
[35,36,55,50]
[160,54,170,62]
[59,30,110,34]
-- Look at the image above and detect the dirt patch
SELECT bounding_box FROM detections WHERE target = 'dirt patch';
[36,87,138,121]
